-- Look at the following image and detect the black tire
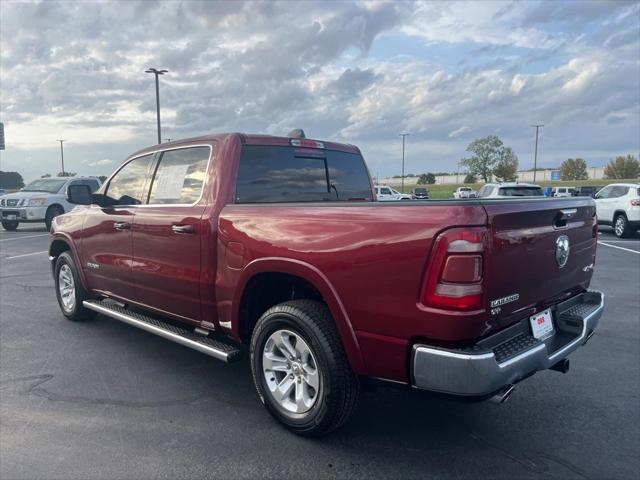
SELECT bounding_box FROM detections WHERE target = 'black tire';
[614,214,632,238]
[45,205,64,231]
[54,251,95,321]
[1,220,19,231]
[250,300,360,437]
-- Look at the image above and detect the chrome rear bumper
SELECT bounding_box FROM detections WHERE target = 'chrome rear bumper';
[411,290,604,396]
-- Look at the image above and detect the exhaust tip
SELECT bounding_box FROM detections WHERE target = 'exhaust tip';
[549,358,570,374]
[489,384,516,405]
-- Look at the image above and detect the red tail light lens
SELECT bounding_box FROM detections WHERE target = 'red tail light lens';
[422,227,487,311]
[631,199,640,207]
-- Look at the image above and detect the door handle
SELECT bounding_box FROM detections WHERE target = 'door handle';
[171,224,195,234]
[113,221,131,230]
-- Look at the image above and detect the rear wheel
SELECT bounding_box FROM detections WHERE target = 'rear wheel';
[1,220,19,231]
[614,214,632,238]
[250,300,360,437]
[54,252,95,321]
[45,205,64,231]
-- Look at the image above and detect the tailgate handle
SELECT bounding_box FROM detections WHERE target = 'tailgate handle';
[554,208,577,229]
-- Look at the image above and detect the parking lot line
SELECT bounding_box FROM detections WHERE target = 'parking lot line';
[0,234,50,242]
[597,241,640,254]
[4,250,49,260]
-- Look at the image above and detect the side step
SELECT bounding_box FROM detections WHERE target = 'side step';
[83,300,242,363]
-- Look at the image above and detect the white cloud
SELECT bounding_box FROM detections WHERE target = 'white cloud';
[0,0,638,182]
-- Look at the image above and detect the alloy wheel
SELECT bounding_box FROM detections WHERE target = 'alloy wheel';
[262,329,320,414]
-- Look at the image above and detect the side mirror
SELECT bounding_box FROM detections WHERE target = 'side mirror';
[67,184,92,204]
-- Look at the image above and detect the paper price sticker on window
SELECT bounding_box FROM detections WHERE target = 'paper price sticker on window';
[153,164,190,200]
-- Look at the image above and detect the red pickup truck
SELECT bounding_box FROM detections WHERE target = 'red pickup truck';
[50,132,604,436]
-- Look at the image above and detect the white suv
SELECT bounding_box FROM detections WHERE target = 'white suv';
[594,183,640,238]
[0,177,101,231]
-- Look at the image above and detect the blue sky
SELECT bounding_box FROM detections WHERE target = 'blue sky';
[0,0,638,183]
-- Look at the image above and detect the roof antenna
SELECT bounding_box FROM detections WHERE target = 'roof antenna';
[287,129,306,138]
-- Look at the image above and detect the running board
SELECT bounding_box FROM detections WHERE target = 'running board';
[83,300,242,363]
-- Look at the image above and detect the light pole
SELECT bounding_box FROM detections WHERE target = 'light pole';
[56,139,66,175]
[400,133,409,192]
[531,124,543,182]
[145,68,168,144]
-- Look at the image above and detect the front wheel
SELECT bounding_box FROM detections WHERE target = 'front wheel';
[45,205,64,231]
[54,252,95,321]
[614,214,632,238]
[250,300,360,436]
[1,220,19,231]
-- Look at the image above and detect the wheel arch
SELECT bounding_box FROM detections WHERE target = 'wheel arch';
[231,257,365,374]
[47,203,65,215]
[49,234,88,288]
[613,210,628,220]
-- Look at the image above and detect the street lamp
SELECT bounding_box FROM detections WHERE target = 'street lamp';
[145,68,168,144]
[531,124,544,182]
[56,139,66,175]
[400,133,409,192]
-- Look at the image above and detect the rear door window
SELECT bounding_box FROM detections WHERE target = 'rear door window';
[236,146,373,203]
[147,147,210,205]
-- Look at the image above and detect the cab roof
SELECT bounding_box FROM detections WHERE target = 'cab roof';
[129,132,360,159]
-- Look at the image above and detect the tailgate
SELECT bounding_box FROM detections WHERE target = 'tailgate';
[482,198,597,329]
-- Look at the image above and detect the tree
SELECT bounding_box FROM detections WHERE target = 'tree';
[461,135,505,183]
[560,158,589,181]
[41,173,52,178]
[493,147,519,182]
[464,173,477,184]
[56,171,76,177]
[417,174,429,184]
[0,171,25,189]
[604,154,640,179]
[98,175,108,183]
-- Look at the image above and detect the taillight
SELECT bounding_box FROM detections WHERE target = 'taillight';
[422,227,487,311]
[631,199,640,207]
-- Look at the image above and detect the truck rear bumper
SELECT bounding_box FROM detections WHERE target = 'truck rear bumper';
[411,290,604,396]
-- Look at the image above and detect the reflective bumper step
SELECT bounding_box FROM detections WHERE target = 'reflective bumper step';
[83,300,242,363]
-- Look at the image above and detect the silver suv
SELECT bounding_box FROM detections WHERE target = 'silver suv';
[0,177,101,231]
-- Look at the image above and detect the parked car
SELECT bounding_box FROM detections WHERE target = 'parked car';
[594,183,640,238]
[552,187,576,197]
[575,186,604,198]
[375,185,412,201]
[412,187,429,199]
[0,176,101,230]
[452,187,476,199]
[477,182,544,198]
[0,189,7,196]
[51,132,603,436]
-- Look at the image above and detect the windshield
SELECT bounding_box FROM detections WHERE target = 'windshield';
[460,188,471,191]
[236,146,373,203]
[415,188,427,194]
[499,186,543,197]
[22,179,67,193]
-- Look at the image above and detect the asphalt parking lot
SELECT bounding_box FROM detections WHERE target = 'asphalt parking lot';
[1,225,638,480]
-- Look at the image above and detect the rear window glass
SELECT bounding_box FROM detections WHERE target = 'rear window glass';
[236,146,373,203]
[498,187,543,197]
